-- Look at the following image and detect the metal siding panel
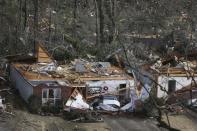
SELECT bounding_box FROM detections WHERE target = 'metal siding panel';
[10,66,33,102]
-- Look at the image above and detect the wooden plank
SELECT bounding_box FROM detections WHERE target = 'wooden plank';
[79,76,133,81]
[36,43,53,63]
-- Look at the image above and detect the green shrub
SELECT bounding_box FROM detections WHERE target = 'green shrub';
[28,95,42,113]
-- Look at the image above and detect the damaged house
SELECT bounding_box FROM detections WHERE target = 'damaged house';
[149,52,197,99]
[9,43,134,111]
[157,66,197,98]
[9,43,73,106]
[73,60,134,100]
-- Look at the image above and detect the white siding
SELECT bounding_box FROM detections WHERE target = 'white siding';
[86,79,134,98]
[157,76,197,98]
[10,66,33,102]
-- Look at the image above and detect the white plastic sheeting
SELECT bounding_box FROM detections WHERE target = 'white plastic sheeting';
[65,93,90,110]
[38,62,57,72]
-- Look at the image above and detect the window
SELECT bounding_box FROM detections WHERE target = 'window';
[168,80,176,93]
[120,84,126,89]
[54,89,61,98]
[42,88,61,105]
[42,89,48,98]
[49,89,54,98]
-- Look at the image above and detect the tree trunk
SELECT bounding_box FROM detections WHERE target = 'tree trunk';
[73,0,77,38]
[96,0,104,53]
[98,0,104,45]
[94,0,99,46]
[48,9,52,45]
[24,0,27,29]
[33,0,38,51]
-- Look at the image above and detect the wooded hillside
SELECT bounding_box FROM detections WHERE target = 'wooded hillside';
[0,0,196,63]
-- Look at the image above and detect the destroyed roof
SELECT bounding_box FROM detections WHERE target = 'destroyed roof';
[10,42,133,83]
[72,59,133,81]
[12,63,74,81]
[12,61,132,82]
[146,50,197,76]
[161,50,197,65]
[158,67,197,76]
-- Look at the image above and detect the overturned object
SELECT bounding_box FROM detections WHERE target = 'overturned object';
[120,102,132,111]
[93,95,120,112]
[97,103,119,112]
[102,95,120,107]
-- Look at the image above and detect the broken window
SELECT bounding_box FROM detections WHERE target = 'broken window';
[49,89,54,98]
[168,80,176,93]
[119,84,127,102]
[120,84,126,89]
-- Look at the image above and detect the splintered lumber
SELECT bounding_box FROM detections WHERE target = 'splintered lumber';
[36,43,54,63]
[159,67,197,76]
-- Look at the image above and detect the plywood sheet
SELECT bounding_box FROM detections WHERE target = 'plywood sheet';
[36,43,53,63]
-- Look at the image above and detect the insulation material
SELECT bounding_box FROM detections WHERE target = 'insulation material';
[65,89,90,110]
[130,70,152,111]
[56,80,69,86]
[129,84,150,111]
[139,84,151,101]
[130,89,138,111]
[38,62,56,72]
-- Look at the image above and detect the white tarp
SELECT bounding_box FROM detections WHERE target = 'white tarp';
[65,91,90,110]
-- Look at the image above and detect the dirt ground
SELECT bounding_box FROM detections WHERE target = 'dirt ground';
[0,110,111,131]
[162,115,197,131]
[0,84,110,131]
[162,109,197,131]
[104,115,161,131]
[1,110,197,131]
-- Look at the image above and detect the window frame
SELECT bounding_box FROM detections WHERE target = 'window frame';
[41,88,61,105]
[168,80,176,93]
